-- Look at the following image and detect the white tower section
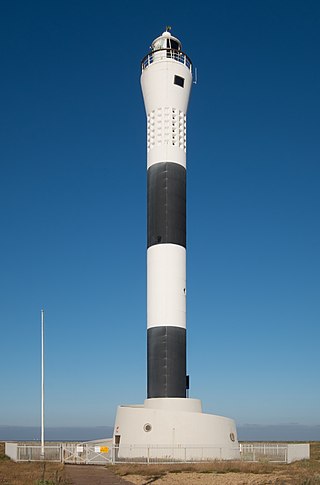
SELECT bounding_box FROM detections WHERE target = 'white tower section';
[141,31,192,170]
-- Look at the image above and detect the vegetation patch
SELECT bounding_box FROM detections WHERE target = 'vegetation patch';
[112,443,320,485]
[0,445,68,485]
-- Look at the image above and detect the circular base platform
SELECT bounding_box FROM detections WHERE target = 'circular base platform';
[113,398,239,460]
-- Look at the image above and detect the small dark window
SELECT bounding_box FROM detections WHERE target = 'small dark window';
[174,75,184,88]
[171,40,179,50]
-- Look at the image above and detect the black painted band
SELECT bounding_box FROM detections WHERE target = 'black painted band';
[147,162,186,249]
[147,326,186,398]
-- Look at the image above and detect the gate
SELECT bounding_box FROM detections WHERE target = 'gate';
[61,443,112,465]
[85,445,112,464]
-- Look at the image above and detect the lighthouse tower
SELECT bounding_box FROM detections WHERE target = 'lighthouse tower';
[142,30,191,400]
[113,30,239,460]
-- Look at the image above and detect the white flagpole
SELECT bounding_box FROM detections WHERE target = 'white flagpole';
[41,309,45,458]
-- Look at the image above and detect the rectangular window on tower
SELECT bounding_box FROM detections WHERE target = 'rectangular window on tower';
[174,75,185,88]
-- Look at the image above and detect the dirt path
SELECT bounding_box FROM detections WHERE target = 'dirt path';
[65,465,135,485]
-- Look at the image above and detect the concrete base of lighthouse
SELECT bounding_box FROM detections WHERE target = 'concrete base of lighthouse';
[113,398,240,460]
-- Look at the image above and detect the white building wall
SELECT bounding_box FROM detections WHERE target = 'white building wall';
[5,442,18,461]
[287,443,310,463]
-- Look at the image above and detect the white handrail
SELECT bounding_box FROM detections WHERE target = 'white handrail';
[142,49,192,72]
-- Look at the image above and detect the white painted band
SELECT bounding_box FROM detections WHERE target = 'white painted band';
[147,145,186,169]
[147,244,186,329]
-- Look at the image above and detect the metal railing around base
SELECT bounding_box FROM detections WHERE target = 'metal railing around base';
[6,442,309,464]
[240,443,287,463]
[112,445,236,463]
[17,445,61,462]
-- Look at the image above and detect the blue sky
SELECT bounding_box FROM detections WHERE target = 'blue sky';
[0,0,319,434]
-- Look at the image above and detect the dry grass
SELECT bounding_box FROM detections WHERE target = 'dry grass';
[111,461,277,476]
[111,442,320,485]
[311,442,320,461]
[0,461,67,485]
[0,443,68,485]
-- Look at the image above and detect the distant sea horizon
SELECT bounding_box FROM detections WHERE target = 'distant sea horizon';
[0,425,113,442]
[1,424,320,442]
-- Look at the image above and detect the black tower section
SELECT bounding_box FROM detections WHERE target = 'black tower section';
[147,161,187,399]
[147,162,186,248]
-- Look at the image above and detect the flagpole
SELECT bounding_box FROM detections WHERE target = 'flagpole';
[41,309,45,458]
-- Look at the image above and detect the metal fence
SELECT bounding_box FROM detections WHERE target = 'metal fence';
[240,443,287,463]
[113,445,238,463]
[17,445,61,462]
[6,442,308,465]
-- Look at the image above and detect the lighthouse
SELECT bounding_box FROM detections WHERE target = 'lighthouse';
[142,30,191,399]
[113,30,240,460]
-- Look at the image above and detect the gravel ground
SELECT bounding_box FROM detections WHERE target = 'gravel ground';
[122,472,296,485]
